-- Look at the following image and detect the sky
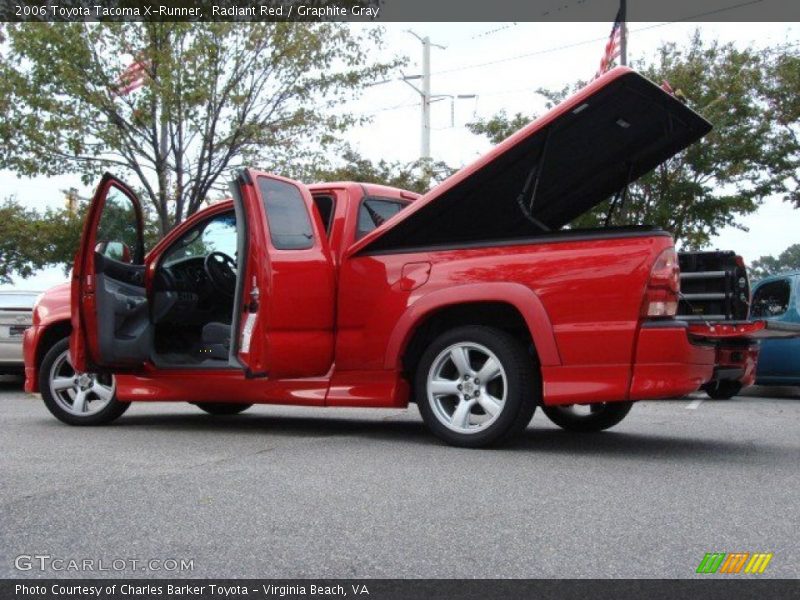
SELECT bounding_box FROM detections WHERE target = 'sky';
[1,20,798,291]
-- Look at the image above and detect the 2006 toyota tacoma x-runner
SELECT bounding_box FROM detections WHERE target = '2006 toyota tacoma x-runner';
[23,67,800,446]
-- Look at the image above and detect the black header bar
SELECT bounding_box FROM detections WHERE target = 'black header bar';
[3,579,800,600]
[1,0,799,22]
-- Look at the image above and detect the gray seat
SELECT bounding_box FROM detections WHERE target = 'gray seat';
[201,322,231,360]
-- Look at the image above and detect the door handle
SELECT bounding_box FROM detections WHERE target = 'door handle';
[247,275,260,312]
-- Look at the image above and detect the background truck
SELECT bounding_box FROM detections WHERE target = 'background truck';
[23,68,798,447]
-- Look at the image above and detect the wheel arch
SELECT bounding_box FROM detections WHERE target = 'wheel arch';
[388,283,561,377]
[31,320,72,393]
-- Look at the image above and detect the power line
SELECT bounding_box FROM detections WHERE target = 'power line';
[430,0,767,77]
[359,99,420,116]
[356,37,799,117]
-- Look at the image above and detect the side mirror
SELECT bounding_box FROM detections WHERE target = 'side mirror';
[95,240,132,264]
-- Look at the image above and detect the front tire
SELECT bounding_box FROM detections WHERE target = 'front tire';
[416,325,539,448]
[39,338,128,426]
[542,401,633,432]
[192,403,253,415]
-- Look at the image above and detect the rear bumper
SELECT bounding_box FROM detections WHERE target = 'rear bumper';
[629,321,715,400]
[630,321,762,400]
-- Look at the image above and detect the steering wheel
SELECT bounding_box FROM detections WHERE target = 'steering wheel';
[204,252,237,298]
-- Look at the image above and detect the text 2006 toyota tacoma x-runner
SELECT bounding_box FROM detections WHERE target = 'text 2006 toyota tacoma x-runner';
[23,68,800,446]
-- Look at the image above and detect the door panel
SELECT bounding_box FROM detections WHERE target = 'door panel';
[233,169,336,379]
[94,254,150,366]
[70,173,149,372]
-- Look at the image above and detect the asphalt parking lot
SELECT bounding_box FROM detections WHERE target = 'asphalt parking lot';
[0,377,797,579]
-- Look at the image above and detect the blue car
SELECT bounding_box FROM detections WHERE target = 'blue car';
[751,272,800,386]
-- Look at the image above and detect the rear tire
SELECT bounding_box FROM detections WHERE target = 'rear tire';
[703,381,742,400]
[192,403,253,415]
[415,325,539,448]
[542,401,633,432]
[39,338,129,426]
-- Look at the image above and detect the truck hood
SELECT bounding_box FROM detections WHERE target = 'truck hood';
[351,67,712,256]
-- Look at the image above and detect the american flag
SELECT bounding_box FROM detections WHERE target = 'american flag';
[594,7,625,79]
[114,54,149,96]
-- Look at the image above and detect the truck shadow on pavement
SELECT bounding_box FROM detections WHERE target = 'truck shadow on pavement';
[104,409,791,463]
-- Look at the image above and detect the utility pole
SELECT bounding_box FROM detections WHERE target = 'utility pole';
[403,31,446,160]
[62,188,80,215]
[620,0,628,66]
[421,35,431,159]
[403,30,476,161]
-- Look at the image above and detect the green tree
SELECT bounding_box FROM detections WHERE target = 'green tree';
[0,194,165,284]
[750,244,800,281]
[308,146,455,194]
[765,51,800,208]
[0,22,400,236]
[0,199,51,284]
[467,34,800,248]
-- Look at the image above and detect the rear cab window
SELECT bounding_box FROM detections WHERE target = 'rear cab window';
[312,195,336,237]
[751,279,792,318]
[357,197,409,240]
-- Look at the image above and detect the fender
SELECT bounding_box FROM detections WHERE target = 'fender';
[24,282,72,393]
[384,282,561,370]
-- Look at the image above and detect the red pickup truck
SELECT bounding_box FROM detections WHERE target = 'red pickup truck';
[23,68,797,447]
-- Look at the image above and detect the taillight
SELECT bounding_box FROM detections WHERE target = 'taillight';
[642,247,680,318]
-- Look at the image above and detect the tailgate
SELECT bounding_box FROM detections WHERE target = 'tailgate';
[688,320,800,342]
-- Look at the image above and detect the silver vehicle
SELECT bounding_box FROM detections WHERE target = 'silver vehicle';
[0,291,40,374]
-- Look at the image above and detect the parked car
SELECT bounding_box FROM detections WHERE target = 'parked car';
[0,291,40,375]
[23,68,800,447]
[751,272,800,386]
[677,251,755,399]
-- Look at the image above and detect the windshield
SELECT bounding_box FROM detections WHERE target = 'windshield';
[163,212,238,266]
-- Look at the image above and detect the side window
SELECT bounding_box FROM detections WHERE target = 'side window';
[258,177,314,250]
[96,185,142,263]
[750,279,791,318]
[313,195,335,237]
[162,212,237,266]
[356,198,408,240]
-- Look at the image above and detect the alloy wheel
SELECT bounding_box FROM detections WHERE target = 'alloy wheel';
[48,349,116,417]
[426,342,507,434]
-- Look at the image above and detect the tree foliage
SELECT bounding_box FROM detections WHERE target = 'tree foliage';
[467,34,799,248]
[0,22,400,235]
[0,198,82,284]
[0,194,164,284]
[308,146,456,194]
[750,244,800,281]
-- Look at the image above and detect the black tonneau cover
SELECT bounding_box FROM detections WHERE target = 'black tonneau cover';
[352,68,712,255]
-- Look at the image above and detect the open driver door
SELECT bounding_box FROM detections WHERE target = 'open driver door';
[70,173,150,373]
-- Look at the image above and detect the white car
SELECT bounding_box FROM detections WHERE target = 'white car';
[0,291,40,375]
